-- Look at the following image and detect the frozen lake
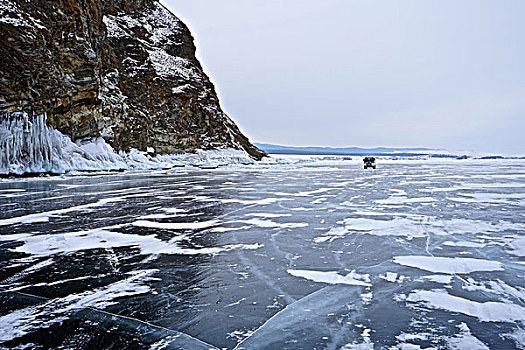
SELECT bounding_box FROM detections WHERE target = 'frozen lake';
[0,159,524,349]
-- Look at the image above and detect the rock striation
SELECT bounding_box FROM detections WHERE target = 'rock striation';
[0,0,265,159]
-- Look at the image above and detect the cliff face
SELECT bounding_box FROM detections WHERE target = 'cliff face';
[0,0,265,159]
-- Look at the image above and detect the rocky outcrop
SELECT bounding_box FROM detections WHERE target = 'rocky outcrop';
[0,0,265,159]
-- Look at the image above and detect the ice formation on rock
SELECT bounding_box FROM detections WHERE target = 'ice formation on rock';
[0,113,65,174]
[0,113,255,175]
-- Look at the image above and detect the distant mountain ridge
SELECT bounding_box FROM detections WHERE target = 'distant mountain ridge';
[254,143,444,156]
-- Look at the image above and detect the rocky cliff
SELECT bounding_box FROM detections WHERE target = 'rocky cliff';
[0,0,265,160]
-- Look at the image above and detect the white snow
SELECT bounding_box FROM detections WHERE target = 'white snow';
[380,272,400,283]
[445,323,489,350]
[0,269,157,341]
[393,256,504,274]
[246,213,292,218]
[443,240,487,248]
[406,289,525,322]
[462,278,525,302]
[419,275,453,284]
[313,227,348,243]
[375,196,435,205]
[287,269,371,287]
[148,49,200,80]
[0,1,46,30]
[235,218,308,229]
[341,217,428,238]
[132,219,218,230]
[207,197,293,206]
[7,227,262,258]
[340,340,374,350]
[0,113,258,175]
[0,196,127,226]
[312,208,507,244]
[507,236,525,257]
[504,328,525,349]
[452,192,525,204]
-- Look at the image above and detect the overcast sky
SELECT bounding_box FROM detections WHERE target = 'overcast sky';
[162,0,525,154]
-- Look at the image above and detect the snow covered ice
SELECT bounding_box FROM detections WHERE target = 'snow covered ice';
[0,159,524,349]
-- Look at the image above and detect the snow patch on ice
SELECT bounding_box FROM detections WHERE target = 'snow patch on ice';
[213,197,293,205]
[0,196,127,226]
[380,272,404,283]
[462,278,525,302]
[419,275,453,284]
[8,227,262,258]
[0,269,157,341]
[393,256,503,274]
[273,188,334,197]
[443,240,487,248]
[342,217,428,239]
[318,215,524,244]
[313,227,349,243]
[132,219,218,230]
[445,323,489,349]
[340,341,374,349]
[287,269,371,287]
[504,327,525,349]
[376,196,435,205]
[406,289,525,322]
[234,218,308,229]
[245,213,292,218]
[507,236,525,257]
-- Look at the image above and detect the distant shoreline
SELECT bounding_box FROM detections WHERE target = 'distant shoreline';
[255,144,524,159]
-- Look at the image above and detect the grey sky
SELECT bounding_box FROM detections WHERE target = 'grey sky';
[162,0,525,154]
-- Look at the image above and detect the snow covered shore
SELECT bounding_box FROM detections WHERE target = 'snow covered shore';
[0,113,260,175]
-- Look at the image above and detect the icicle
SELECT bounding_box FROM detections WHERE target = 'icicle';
[0,111,129,175]
[0,112,60,174]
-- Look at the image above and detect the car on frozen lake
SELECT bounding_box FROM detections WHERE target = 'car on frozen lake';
[363,157,376,169]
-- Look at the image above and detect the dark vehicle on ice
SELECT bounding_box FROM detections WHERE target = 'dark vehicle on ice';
[363,157,376,169]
